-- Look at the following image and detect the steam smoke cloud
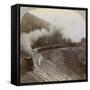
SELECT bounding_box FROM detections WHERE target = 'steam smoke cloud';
[20,26,56,56]
[21,9,85,57]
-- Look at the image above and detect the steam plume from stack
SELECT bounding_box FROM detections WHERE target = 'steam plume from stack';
[21,9,85,57]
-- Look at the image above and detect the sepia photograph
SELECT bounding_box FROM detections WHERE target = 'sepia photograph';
[19,5,87,84]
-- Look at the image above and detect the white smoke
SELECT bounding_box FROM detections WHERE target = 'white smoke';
[21,9,86,57]
[29,9,85,42]
[20,26,55,56]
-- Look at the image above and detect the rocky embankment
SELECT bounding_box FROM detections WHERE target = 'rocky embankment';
[20,46,86,83]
